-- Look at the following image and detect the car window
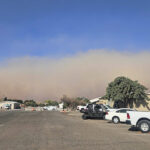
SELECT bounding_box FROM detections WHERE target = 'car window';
[106,105,112,109]
[127,109,134,111]
[95,105,101,109]
[116,110,120,113]
[87,104,92,109]
[103,105,108,109]
[116,109,127,113]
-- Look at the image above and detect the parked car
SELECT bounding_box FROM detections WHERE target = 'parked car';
[105,108,135,124]
[102,104,117,112]
[126,111,150,133]
[82,104,106,119]
[77,105,88,113]
[43,106,58,111]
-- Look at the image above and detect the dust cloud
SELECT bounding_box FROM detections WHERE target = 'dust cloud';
[0,50,150,101]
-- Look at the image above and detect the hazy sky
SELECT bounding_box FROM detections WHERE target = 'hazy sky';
[0,0,150,101]
[1,0,150,60]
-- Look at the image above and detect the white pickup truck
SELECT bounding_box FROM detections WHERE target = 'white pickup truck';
[77,105,87,112]
[127,111,150,133]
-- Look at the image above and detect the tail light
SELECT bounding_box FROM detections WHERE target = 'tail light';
[106,112,109,115]
[127,113,130,119]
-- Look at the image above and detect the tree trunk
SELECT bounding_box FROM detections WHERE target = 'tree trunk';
[124,99,128,108]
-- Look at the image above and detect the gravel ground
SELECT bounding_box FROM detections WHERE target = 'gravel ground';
[0,111,150,150]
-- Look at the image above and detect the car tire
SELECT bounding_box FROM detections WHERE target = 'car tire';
[112,116,120,124]
[138,120,150,133]
[82,114,87,120]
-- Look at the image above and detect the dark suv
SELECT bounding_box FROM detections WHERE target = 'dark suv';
[82,104,106,119]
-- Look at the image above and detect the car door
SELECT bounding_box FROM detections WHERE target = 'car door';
[116,109,128,122]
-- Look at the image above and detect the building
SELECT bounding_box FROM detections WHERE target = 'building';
[59,102,64,109]
[0,101,21,110]
[97,93,150,111]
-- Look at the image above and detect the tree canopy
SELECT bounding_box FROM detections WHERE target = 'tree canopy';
[61,95,89,109]
[105,76,148,107]
[24,100,38,107]
[45,100,59,106]
[3,97,23,104]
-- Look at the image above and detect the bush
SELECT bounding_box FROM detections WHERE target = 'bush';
[24,100,38,107]
[61,95,89,109]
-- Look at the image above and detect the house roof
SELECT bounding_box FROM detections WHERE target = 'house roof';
[0,101,20,104]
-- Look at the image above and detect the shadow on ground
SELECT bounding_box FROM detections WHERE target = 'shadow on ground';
[128,126,139,132]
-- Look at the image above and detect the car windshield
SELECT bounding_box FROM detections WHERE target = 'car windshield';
[105,105,112,109]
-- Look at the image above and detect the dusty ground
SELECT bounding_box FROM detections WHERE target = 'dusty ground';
[0,111,150,150]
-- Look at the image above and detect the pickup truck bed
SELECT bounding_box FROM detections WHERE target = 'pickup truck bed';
[127,111,150,133]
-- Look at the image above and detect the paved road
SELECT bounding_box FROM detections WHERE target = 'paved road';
[0,111,150,150]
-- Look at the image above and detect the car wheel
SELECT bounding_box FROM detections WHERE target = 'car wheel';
[112,116,120,124]
[82,114,87,120]
[138,120,150,133]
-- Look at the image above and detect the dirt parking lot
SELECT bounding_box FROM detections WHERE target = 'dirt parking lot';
[0,111,150,150]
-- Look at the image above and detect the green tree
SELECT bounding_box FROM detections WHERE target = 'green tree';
[38,103,45,107]
[60,95,72,108]
[24,100,38,107]
[76,97,89,104]
[51,101,59,106]
[45,100,58,106]
[3,97,23,104]
[61,95,89,109]
[105,76,148,107]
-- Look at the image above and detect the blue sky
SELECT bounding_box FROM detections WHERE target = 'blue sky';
[0,0,150,59]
